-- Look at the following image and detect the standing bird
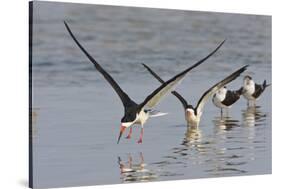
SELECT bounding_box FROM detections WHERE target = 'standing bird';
[142,64,248,127]
[64,21,225,143]
[212,86,243,116]
[242,75,271,106]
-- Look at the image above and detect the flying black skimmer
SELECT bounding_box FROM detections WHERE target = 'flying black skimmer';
[142,63,248,127]
[242,75,271,106]
[64,21,224,143]
[212,86,243,116]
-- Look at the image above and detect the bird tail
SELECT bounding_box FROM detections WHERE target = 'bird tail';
[148,110,168,117]
[263,80,271,89]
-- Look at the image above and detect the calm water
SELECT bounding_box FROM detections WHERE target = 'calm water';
[31,1,271,188]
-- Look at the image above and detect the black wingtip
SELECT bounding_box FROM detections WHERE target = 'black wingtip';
[217,39,226,49]
[142,63,151,71]
[63,20,68,28]
[181,39,226,76]
[238,65,249,73]
[263,80,271,88]
[141,63,147,67]
[243,65,249,71]
[63,20,99,66]
[235,65,249,76]
[64,21,72,35]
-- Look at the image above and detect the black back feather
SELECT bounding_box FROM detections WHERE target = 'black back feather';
[221,90,241,106]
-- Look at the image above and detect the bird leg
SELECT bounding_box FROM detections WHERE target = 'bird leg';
[220,108,223,117]
[226,109,229,117]
[137,127,144,144]
[126,127,132,139]
[247,100,249,107]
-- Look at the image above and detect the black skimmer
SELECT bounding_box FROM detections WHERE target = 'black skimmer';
[64,21,224,143]
[242,75,271,106]
[142,63,248,127]
[212,86,243,116]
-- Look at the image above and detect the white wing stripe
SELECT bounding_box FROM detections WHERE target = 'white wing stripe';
[145,75,185,108]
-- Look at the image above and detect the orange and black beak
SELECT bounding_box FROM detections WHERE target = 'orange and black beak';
[117,126,126,144]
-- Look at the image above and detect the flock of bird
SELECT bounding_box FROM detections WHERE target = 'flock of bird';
[63,21,270,144]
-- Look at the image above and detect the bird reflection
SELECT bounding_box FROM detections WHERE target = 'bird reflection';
[241,105,267,162]
[213,116,240,132]
[242,105,267,127]
[118,152,157,183]
[208,116,248,176]
[182,126,202,145]
[212,115,240,155]
[169,126,206,162]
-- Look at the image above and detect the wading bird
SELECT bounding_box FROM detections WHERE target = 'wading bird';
[242,75,270,106]
[142,64,248,127]
[64,21,224,143]
[212,86,243,116]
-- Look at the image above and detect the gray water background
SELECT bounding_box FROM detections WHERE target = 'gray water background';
[31,1,272,188]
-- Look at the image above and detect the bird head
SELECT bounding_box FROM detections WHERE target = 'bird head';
[244,75,253,85]
[117,122,133,144]
[186,106,195,118]
[218,86,227,95]
[118,112,137,144]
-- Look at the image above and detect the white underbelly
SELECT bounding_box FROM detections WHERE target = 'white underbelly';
[135,110,149,126]
[243,84,255,100]
[185,112,200,127]
[243,91,255,100]
[212,96,229,109]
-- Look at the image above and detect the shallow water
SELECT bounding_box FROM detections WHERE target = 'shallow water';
[31,1,271,188]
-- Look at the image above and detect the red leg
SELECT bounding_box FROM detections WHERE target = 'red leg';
[126,127,132,139]
[137,128,144,144]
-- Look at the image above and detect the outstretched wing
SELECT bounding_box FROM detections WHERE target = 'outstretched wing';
[64,21,136,108]
[195,65,248,115]
[139,39,226,110]
[142,63,189,109]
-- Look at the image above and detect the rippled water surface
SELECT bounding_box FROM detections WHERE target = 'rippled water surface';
[31,1,271,188]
